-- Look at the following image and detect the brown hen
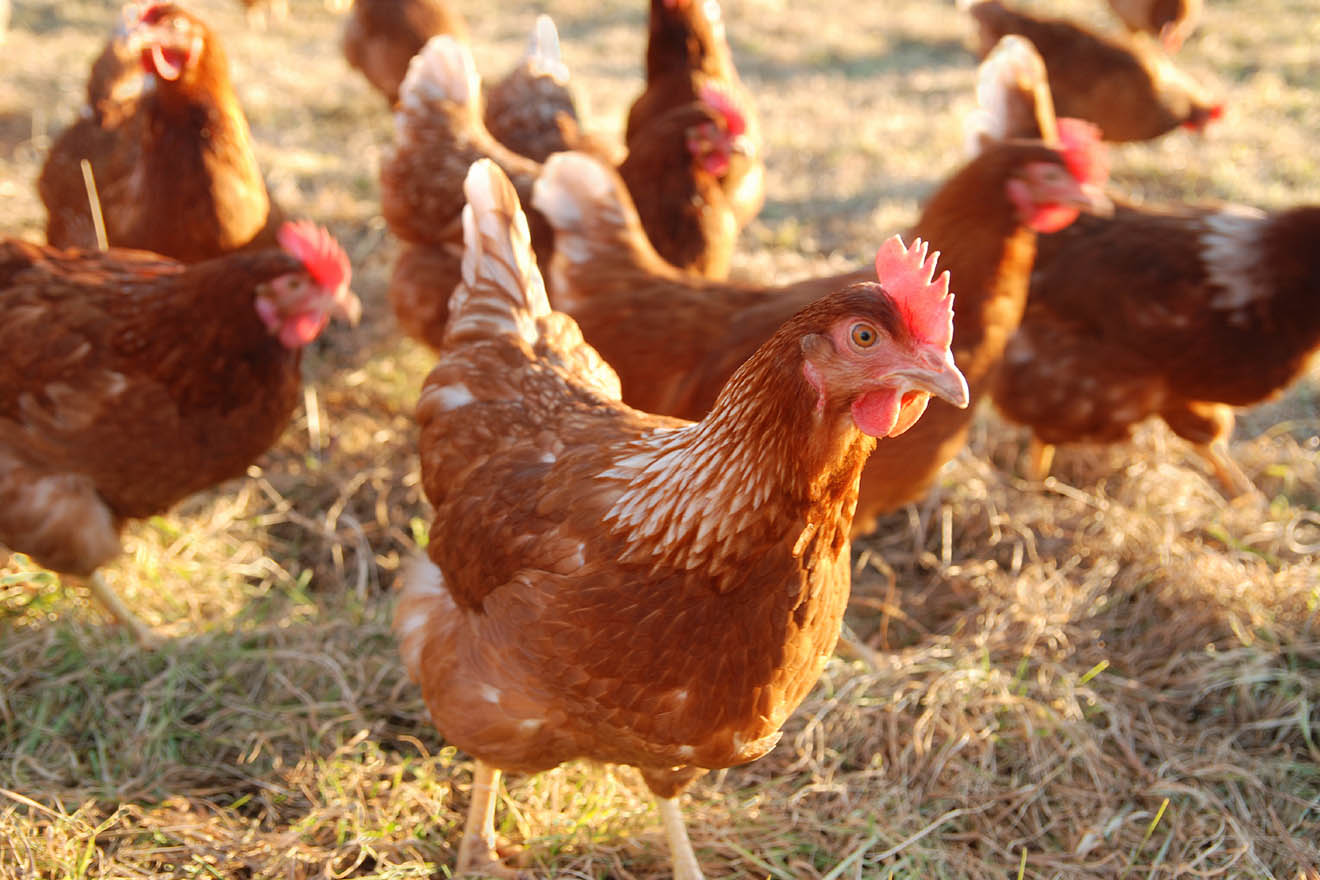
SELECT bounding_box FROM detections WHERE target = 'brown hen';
[39,3,281,263]
[994,198,1320,497]
[626,0,764,232]
[395,159,968,879]
[0,224,359,644]
[965,0,1221,142]
[1106,0,1202,52]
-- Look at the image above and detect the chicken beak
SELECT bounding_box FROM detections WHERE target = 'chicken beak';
[334,286,363,326]
[730,133,755,158]
[895,349,969,409]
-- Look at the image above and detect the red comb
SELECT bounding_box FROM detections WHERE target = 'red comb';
[699,84,746,137]
[1056,117,1109,188]
[874,234,954,349]
[277,221,351,292]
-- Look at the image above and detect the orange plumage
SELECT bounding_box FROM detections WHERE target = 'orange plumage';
[341,0,468,105]
[626,0,765,235]
[395,159,967,879]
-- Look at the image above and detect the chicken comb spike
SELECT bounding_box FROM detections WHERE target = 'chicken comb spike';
[698,84,746,137]
[1056,117,1109,188]
[277,221,351,293]
[873,234,954,349]
[525,15,569,84]
[399,35,479,111]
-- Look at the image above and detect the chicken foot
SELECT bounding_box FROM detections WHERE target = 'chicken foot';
[82,571,162,648]
[456,761,528,879]
[657,796,705,880]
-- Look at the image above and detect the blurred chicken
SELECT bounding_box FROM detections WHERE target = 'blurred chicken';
[965,0,1221,142]
[994,196,1320,497]
[533,36,1111,533]
[0,223,359,644]
[1106,0,1201,52]
[39,3,282,263]
[396,158,967,880]
[627,0,764,231]
[379,35,746,344]
[341,0,468,105]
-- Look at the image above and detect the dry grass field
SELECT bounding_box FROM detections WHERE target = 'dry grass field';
[1,0,1318,877]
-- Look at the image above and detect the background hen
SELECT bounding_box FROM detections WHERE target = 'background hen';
[0,224,358,643]
[39,3,282,262]
[398,158,966,880]
[994,198,1320,496]
[626,0,764,234]
[964,0,1221,142]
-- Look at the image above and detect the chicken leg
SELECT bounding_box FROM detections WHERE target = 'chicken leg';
[456,761,527,879]
[82,571,162,647]
[1027,436,1056,483]
[657,796,705,880]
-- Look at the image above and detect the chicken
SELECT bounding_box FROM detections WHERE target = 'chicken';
[395,158,968,880]
[626,0,764,231]
[39,2,281,263]
[993,197,1320,497]
[1106,0,1202,52]
[964,0,1222,142]
[341,0,468,106]
[532,36,1111,533]
[379,35,746,346]
[0,223,360,644]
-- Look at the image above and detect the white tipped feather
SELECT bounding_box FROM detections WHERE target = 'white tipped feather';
[525,15,569,83]
[531,152,619,231]
[446,160,550,347]
[965,34,1051,154]
[399,35,480,111]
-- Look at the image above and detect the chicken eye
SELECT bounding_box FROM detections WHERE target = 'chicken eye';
[850,323,878,348]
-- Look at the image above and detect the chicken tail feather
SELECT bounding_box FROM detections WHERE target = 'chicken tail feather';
[444,159,549,347]
[399,34,480,114]
[525,14,569,83]
[532,151,653,275]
